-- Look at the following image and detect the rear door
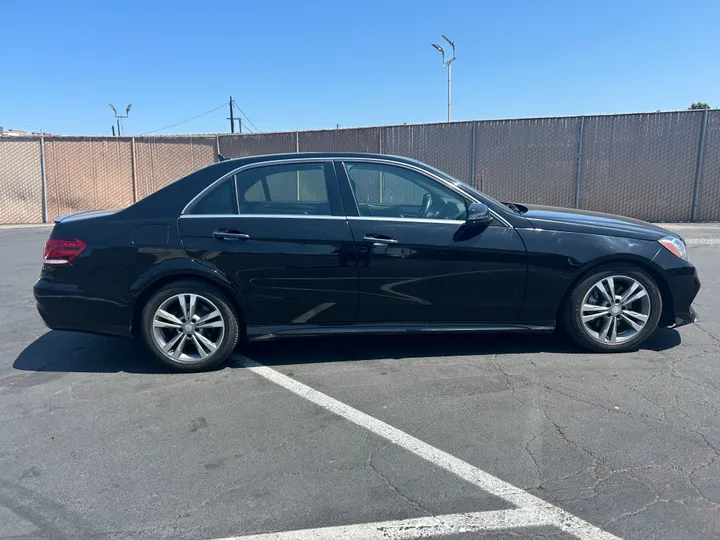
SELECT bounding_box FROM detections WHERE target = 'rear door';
[337,159,527,323]
[178,160,358,329]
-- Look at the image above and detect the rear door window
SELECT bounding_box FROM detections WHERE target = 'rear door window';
[187,177,238,215]
[237,163,330,216]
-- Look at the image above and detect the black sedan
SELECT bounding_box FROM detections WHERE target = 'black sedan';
[34,152,700,371]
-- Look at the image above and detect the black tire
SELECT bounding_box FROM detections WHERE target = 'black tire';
[562,264,662,352]
[141,280,240,372]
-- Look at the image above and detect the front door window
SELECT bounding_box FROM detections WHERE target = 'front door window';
[343,162,467,221]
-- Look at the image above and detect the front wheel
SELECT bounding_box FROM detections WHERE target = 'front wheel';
[563,265,662,352]
[141,281,240,371]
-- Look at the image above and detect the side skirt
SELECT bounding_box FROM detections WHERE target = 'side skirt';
[247,322,555,342]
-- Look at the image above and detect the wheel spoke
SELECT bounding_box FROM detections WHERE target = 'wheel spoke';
[609,317,617,343]
[596,282,613,304]
[622,289,647,306]
[173,335,188,359]
[191,335,208,358]
[583,304,608,312]
[606,277,615,299]
[620,282,639,304]
[153,320,181,329]
[194,332,217,352]
[156,309,182,325]
[197,320,224,328]
[196,310,221,326]
[188,294,198,320]
[598,317,612,341]
[582,311,608,322]
[162,332,184,353]
[623,310,648,323]
[179,295,190,320]
[621,314,643,332]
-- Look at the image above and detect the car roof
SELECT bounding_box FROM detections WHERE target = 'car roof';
[120,152,457,220]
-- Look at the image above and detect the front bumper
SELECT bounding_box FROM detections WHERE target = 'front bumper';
[655,253,701,329]
[669,305,698,329]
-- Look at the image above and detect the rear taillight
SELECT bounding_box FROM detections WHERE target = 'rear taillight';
[43,238,87,265]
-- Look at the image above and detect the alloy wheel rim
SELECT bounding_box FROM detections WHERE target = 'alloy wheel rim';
[152,293,225,363]
[580,275,651,345]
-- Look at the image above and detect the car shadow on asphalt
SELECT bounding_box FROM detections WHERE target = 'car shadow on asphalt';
[12,327,682,374]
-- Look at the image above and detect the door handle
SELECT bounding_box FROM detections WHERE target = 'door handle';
[213,229,250,241]
[363,234,398,245]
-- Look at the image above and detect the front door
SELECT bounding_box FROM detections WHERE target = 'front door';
[337,160,526,323]
[178,160,358,329]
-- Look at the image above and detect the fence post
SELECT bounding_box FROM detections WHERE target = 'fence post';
[295,132,300,152]
[691,109,710,222]
[40,135,47,223]
[378,129,383,154]
[130,137,138,203]
[574,116,585,209]
[215,134,221,158]
[470,121,477,189]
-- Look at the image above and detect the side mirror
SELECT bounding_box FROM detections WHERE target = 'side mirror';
[466,203,492,225]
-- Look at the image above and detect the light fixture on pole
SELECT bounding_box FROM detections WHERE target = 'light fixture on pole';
[109,103,132,136]
[431,35,456,122]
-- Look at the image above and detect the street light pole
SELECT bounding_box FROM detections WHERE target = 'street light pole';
[109,103,132,136]
[431,35,457,122]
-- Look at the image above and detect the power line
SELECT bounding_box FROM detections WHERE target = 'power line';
[232,101,261,133]
[142,102,228,135]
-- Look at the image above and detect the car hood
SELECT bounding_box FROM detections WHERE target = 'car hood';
[517,204,678,241]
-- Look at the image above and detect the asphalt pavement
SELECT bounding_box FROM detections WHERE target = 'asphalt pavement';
[0,224,718,540]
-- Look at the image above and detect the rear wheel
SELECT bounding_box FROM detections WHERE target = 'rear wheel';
[563,264,662,352]
[141,281,239,371]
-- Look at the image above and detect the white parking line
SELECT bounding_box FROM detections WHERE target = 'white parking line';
[213,508,554,540]
[232,355,623,540]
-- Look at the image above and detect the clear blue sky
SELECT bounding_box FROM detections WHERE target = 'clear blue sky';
[1,0,718,136]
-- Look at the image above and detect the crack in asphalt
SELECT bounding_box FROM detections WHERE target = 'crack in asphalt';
[368,445,435,518]
[693,322,720,344]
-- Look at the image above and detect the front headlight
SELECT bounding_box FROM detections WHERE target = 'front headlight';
[658,236,688,261]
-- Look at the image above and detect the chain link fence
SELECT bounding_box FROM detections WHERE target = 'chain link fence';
[580,112,702,222]
[382,122,474,185]
[133,136,216,200]
[0,137,44,224]
[697,110,720,222]
[43,137,135,221]
[218,132,296,158]
[475,117,580,207]
[0,110,717,225]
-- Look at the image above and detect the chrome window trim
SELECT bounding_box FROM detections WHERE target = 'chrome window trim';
[181,157,332,216]
[179,214,347,220]
[338,157,511,228]
[180,155,511,228]
[347,216,466,225]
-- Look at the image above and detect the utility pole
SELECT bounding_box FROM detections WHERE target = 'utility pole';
[109,103,132,136]
[111,125,115,136]
[228,96,243,133]
[431,35,457,122]
[229,96,235,134]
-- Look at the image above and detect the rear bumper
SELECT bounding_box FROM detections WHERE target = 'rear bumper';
[34,279,132,338]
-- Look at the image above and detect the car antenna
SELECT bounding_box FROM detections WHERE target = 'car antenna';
[218,153,229,161]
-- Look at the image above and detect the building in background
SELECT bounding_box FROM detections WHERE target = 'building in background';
[0,127,49,136]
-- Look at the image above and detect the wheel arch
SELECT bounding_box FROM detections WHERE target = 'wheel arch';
[130,270,248,338]
[556,256,674,328]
